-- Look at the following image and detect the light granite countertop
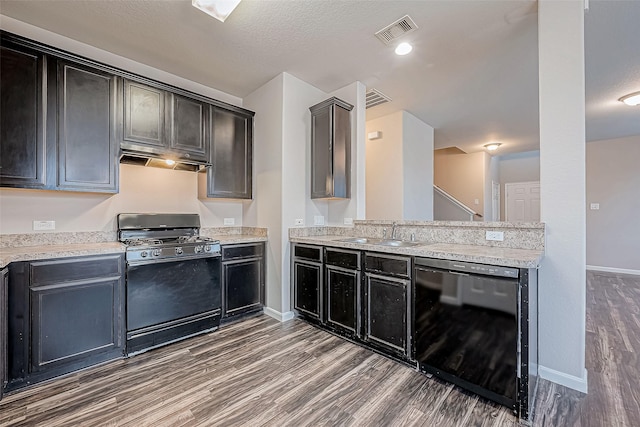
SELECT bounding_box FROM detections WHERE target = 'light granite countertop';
[0,242,127,268]
[289,235,543,268]
[0,234,268,268]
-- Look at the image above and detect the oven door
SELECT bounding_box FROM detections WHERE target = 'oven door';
[126,256,221,332]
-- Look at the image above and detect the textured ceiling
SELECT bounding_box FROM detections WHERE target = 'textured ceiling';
[0,0,638,155]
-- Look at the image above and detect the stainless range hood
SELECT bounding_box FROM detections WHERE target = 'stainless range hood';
[120,149,211,172]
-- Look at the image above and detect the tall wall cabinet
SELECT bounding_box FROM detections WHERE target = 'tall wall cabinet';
[309,97,353,199]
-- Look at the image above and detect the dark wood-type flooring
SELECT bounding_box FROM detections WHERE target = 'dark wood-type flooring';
[533,271,640,427]
[1,270,638,426]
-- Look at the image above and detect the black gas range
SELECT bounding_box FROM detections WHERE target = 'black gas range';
[118,213,222,355]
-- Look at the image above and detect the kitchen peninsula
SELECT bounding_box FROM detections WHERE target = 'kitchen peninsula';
[289,220,543,421]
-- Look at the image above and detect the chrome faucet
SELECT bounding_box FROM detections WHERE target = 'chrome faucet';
[391,222,398,240]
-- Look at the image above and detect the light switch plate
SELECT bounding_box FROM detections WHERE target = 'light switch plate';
[33,220,55,231]
[314,216,325,226]
[486,231,504,241]
[223,218,235,225]
[590,203,600,210]
[343,217,353,225]
[294,218,304,226]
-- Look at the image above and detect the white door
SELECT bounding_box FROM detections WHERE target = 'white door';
[505,181,540,222]
[492,181,500,221]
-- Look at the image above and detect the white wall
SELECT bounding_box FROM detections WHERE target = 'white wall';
[538,0,587,392]
[586,135,640,272]
[366,111,434,220]
[365,112,404,220]
[434,150,486,215]
[243,74,285,313]
[0,165,244,234]
[402,111,435,220]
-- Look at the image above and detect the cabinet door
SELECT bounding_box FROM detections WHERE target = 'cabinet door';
[30,277,123,373]
[168,93,207,159]
[56,61,118,192]
[326,266,359,335]
[207,108,253,199]
[0,41,46,188]
[123,79,165,148]
[364,273,410,357]
[293,261,323,321]
[222,257,263,319]
[310,106,332,198]
[1,268,7,400]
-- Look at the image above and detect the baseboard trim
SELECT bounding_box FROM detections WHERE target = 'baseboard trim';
[263,307,295,322]
[539,366,588,393]
[587,265,640,276]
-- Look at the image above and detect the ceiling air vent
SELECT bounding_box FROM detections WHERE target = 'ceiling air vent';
[366,89,391,109]
[374,15,418,45]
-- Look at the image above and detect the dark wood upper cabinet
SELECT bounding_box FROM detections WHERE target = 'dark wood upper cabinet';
[204,107,253,199]
[309,97,353,199]
[56,61,118,193]
[122,79,208,162]
[123,79,165,149]
[0,41,46,188]
[168,93,208,158]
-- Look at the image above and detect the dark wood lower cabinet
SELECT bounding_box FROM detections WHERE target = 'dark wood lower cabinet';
[292,245,411,362]
[221,243,265,322]
[326,266,359,335]
[1,267,8,400]
[6,254,125,391]
[363,273,411,358]
[325,248,360,337]
[293,261,323,321]
[292,244,324,321]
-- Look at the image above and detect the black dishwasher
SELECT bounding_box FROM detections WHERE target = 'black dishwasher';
[414,258,520,410]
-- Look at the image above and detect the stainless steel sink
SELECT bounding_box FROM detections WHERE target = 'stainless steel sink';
[338,237,383,244]
[375,239,422,247]
[338,237,422,247]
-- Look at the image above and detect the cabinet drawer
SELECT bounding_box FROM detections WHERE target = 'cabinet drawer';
[325,248,360,270]
[293,245,322,262]
[364,253,411,278]
[222,243,263,261]
[30,255,123,286]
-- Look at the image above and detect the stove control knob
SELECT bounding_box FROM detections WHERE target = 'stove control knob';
[152,249,161,257]
[194,245,203,254]
[141,251,148,258]
[175,247,183,255]
[204,244,212,252]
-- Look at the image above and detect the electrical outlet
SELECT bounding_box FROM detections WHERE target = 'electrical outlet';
[223,218,235,225]
[343,217,353,225]
[294,218,304,226]
[590,203,600,210]
[33,220,55,231]
[474,198,480,205]
[314,216,325,226]
[486,231,504,241]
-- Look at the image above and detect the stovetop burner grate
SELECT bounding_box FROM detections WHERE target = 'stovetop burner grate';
[124,238,164,247]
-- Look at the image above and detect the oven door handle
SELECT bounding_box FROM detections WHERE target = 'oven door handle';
[127,253,220,267]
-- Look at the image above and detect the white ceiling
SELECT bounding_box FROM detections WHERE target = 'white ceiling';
[0,0,638,155]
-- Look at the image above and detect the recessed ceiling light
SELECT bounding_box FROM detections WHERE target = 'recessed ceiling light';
[619,91,640,106]
[484,143,502,151]
[192,0,241,22]
[395,42,413,56]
